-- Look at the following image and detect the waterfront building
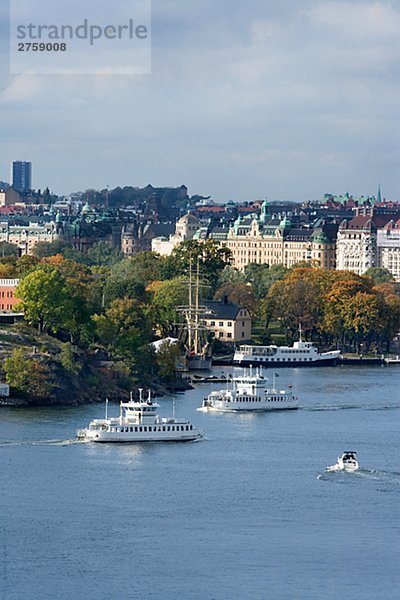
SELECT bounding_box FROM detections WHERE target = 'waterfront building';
[12,161,32,193]
[204,298,252,343]
[223,201,336,270]
[336,209,399,276]
[377,219,400,281]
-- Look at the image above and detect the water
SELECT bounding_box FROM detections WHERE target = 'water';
[1,366,400,600]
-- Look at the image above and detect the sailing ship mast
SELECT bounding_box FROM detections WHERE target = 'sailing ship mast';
[177,256,212,370]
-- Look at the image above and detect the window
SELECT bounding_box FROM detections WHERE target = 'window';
[219,321,224,327]
[227,333,232,338]
[227,322,232,327]
[210,321,215,326]
[219,332,223,338]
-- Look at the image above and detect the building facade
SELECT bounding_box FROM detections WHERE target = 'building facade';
[204,299,252,343]
[0,278,21,312]
[223,202,336,271]
[151,213,200,256]
[0,222,59,255]
[377,219,400,281]
[336,210,399,277]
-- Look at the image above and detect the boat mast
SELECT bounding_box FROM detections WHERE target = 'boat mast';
[194,257,200,354]
[188,259,193,352]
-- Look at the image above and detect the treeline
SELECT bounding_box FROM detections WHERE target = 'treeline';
[262,266,400,352]
[0,241,231,400]
[1,238,399,403]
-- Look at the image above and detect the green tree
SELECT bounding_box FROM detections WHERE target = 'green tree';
[155,340,181,380]
[93,297,153,369]
[59,342,81,375]
[365,267,394,285]
[16,267,74,334]
[147,277,188,336]
[0,241,18,257]
[170,240,231,290]
[32,240,69,258]
[4,348,52,400]
[86,242,123,267]
[244,263,288,300]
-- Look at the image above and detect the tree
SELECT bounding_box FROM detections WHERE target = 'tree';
[214,282,259,316]
[155,340,181,380]
[0,241,18,257]
[244,263,288,300]
[86,242,123,267]
[16,267,74,334]
[32,240,69,258]
[147,277,188,336]
[3,348,52,400]
[365,267,394,285]
[170,240,231,290]
[92,297,153,369]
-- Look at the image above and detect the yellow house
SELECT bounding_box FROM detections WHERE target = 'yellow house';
[204,298,252,343]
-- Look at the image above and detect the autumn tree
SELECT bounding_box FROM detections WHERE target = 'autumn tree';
[4,348,53,400]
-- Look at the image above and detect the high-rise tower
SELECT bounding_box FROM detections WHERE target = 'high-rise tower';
[12,161,32,192]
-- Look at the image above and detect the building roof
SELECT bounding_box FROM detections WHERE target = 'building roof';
[204,299,246,320]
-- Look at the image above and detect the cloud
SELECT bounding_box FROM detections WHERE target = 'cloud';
[306,1,400,38]
[0,0,399,201]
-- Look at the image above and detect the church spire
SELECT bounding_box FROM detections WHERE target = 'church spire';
[376,183,382,205]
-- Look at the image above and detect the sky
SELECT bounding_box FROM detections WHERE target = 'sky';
[0,0,399,202]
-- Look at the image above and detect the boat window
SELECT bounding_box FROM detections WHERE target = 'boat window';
[130,427,133,432]
[163,426,166,431]
[190,425,193,430]
[172,427,175,431]
[139,427,143,432]
[167,426,170,431]
[186,426,189,431]
[135,427,138,432]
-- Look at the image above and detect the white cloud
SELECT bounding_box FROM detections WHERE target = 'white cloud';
[306,1,400,38]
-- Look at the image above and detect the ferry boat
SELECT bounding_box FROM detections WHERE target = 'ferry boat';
[327,451,359,472]
[198,369,298,412]
[77,390,202,443]
[233,327,340,367]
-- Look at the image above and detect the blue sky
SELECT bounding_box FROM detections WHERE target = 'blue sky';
[0,0,399,202]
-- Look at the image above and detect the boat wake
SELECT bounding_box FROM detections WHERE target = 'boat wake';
[0,438,82,448]
[303,403,400,412]
[318,467,400,486]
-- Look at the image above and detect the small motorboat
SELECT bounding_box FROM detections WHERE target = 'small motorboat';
[327,451,359,472]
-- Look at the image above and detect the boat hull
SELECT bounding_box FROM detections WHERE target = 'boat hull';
[78,430,202,443]
[200,404,298,412]
[184,355,212,371]
[233,356,339,367]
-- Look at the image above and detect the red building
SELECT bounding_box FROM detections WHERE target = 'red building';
[0,279,21,312]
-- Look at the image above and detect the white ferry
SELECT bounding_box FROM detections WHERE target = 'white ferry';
[233,328,340,367]
[198,369,298,412]
[77,390,202,443]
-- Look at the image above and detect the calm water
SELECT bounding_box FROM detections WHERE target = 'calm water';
[1,366,400,600]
